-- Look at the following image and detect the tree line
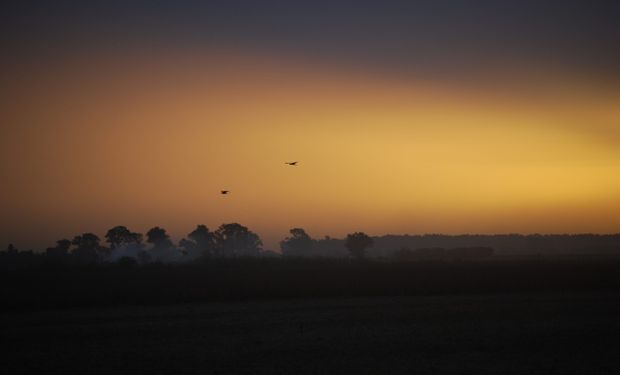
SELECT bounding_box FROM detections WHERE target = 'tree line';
[1,224,376,267]
[10,223,620,268]
[8,225,617,269]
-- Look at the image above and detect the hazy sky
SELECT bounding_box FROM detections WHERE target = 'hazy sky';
[1,1,619,250]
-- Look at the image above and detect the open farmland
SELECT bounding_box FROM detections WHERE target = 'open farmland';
[3,291,620,374]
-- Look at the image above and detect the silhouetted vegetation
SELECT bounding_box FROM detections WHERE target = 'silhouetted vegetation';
[146,226,176,262]
[370,234,620,257]
[1,222,267,268]
[280,228,313,256]
[3,227,620,372]
[179,224,215,260]
[345,232,374,259]
[3,224,620,314]
[3,225,620,270]
[71,233,105,264]
[213,223,263,257]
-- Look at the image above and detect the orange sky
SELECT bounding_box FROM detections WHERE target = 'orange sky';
[1,48,619,250]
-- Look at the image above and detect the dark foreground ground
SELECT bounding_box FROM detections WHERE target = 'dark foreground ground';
[3,291,620,374]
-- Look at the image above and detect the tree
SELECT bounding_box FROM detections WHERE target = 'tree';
[146,226,176,261]
[213,223,262,257]
[56,239,72,252]
[105,226,143,249]
[105,226,144,261]
[146,227,173,247]
[179,224,215,259]
[71,233,104,264]
[280,228,313,257]
[46,239,71,259]
[345,232,374,259]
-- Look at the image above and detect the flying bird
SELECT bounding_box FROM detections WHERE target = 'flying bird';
[285,161,298,166]
[221,190,229,195]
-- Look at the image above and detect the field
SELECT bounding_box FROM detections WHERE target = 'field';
[2,259,620,374]
[3,258,620,311]
[3,292,620,374]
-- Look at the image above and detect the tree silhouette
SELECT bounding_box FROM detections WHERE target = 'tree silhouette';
[71,233,104,264]
[213,223,262,257]
[280,228,313,257]
[179,224,215,259]
[146,227,173,247]
[105,226,143,249]
[104,226,144,261]
[146,226,176,261]
[46,239,71,259]
[345,232,374,259]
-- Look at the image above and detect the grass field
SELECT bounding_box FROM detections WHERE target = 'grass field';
[4,291,620,374]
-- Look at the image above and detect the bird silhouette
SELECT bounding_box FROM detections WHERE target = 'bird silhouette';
[285,161,298,166]
[221,190,229,195]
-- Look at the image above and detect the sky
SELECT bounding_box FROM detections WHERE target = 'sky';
[1,1,619,251]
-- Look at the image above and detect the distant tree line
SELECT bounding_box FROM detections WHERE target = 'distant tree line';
[279,229,492,260]
[280,229,374,259]
[1,224,376,268]
[2,223,265,268]
[282,232,620,258]
[4,226,620,269]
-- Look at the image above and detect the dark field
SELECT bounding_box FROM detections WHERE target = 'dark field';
[2,259,620,374]
[3,258,620,311]
[3,292,620,374]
